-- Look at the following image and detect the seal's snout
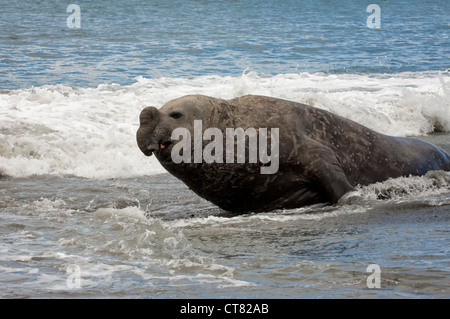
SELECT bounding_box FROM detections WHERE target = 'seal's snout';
[137,106,161,156]
[144,143,159,156]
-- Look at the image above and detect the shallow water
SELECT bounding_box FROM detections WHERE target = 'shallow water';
[1,0,449,299]
[1,139,449,298]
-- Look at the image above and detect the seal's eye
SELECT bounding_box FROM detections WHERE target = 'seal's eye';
[170,112,183,119]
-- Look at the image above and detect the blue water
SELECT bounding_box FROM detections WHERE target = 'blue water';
[1,0,450,299]
[1,0,449,89]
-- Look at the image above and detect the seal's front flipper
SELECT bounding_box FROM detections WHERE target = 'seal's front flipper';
[302,142,354,204]
[322,172,354,203]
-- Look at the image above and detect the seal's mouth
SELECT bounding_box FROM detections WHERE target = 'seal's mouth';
[159,140,173,150]
[143,140,173,157]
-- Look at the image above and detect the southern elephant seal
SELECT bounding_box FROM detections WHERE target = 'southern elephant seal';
[136,95,450,213]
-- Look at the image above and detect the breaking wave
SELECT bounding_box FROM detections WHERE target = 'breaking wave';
[1,71,449,178]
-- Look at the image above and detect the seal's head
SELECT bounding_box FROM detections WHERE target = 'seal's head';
[136,95,213,162]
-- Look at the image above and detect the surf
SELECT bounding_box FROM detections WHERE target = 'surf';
[1,71,449,179]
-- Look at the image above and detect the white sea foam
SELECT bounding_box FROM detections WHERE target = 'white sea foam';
[165,171,450,229]
[1,71,449,178]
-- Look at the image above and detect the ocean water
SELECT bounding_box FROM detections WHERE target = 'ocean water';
[1,0,450,89]
[0,0,449,299]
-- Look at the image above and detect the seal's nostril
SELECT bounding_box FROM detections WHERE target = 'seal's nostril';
[142,144,158,157]
[147,143,159,153]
